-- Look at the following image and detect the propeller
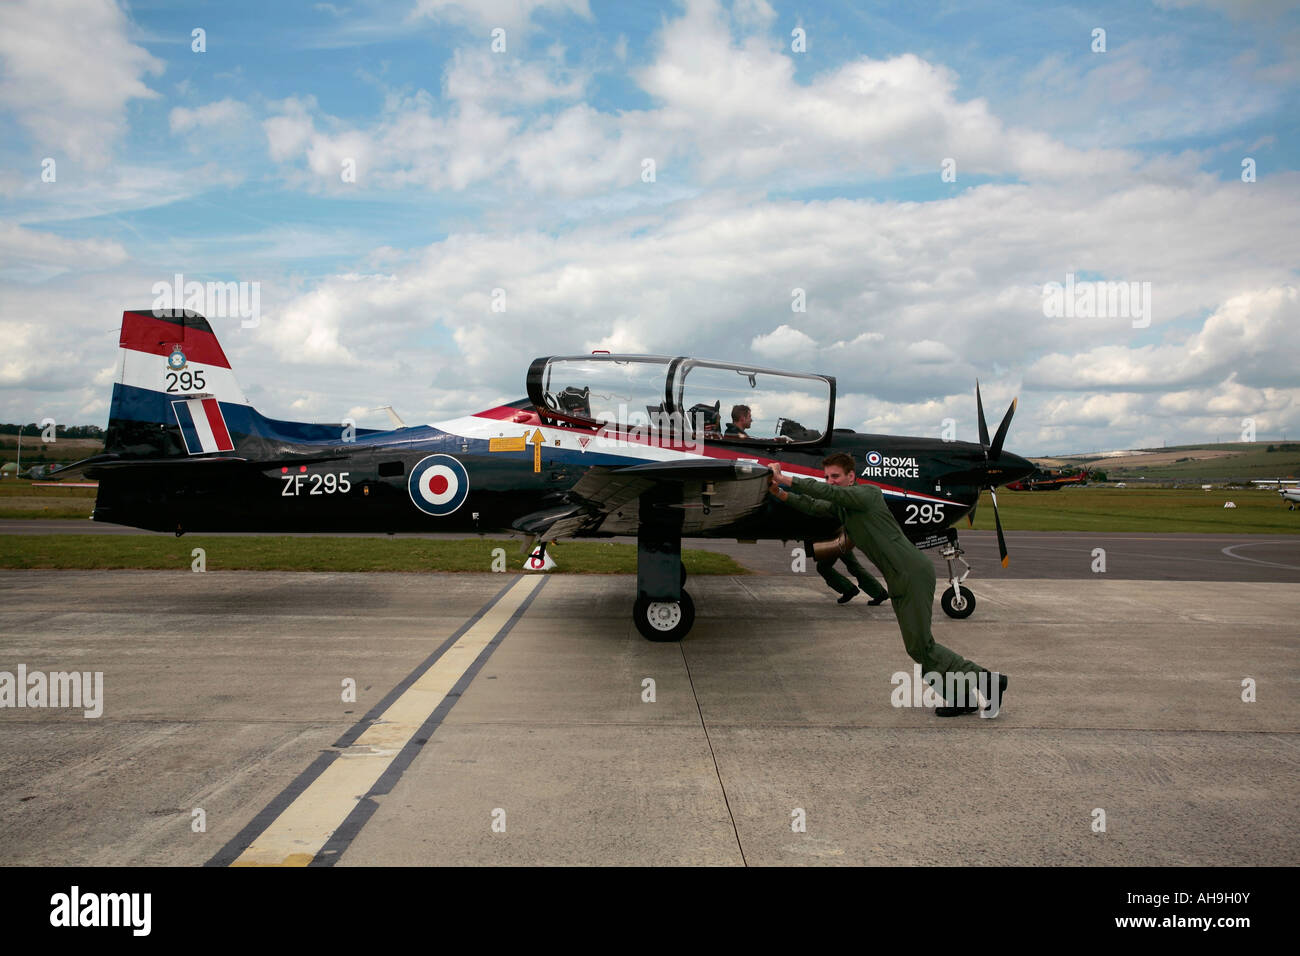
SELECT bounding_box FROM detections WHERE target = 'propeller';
[975,380,1017,568]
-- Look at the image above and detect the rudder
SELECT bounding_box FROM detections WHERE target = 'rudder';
[106,309,248,458]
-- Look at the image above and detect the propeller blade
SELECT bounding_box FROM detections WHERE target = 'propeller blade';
[976,380,990,451]
[989,396,1017,460]
[989,488,1009,568]
[976,381,1014,565]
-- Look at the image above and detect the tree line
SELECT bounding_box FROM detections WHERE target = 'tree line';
[0,424,105,438]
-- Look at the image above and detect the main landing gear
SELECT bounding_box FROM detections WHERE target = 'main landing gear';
[939,529,977,619]
[632,520,694,641]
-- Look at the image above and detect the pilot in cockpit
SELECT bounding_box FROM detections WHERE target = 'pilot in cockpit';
[726,403,792,442]
[725,405,751,439]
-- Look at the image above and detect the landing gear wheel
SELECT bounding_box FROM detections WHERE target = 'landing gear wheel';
[634,589,695,642]
[941,585,976,619]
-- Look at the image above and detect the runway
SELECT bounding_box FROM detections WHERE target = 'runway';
[698,532,1300,583]
[1,568,1296,866]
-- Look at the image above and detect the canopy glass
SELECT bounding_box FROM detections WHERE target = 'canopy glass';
[526,354,835,446]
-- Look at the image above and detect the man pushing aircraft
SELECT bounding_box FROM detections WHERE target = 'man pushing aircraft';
[770,454,1006,717]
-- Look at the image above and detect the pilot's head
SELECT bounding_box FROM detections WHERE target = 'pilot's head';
[731,404,751,427]
[822,452,857,486]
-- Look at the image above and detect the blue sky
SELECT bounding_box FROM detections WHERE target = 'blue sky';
[2,0,1298,455]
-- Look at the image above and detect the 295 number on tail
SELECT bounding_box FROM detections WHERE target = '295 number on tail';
[165,370,206,392]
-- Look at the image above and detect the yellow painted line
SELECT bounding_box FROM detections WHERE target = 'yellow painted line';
[231,575,544,866]
[489,436,527,452]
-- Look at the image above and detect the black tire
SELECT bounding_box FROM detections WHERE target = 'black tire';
[681,564,688,586]
[633,589,695,642]
[941,585,976,619]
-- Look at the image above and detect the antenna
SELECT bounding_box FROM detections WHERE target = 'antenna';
[376,405,406,428]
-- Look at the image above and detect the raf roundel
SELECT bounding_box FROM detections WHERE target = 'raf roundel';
[866,450,882,466]
[408,454,470,516]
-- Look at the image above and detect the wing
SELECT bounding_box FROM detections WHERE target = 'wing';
[511,459,772,541]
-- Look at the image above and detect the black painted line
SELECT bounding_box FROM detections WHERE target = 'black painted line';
[205,576,523,867]
[331,578,522,749]
[311,576,550,865]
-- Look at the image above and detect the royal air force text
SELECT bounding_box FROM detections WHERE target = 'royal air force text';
[861,456,920,479]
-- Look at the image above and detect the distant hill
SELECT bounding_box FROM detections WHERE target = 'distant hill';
[1034,443,1300,481]
[0,435,104,466]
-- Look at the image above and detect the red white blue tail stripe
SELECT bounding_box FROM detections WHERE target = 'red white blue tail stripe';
[172,397,235,454]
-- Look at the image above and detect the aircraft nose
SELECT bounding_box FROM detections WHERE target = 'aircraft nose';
[1001,451,1036,484]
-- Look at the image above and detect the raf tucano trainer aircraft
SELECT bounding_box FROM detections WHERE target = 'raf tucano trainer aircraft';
[56,310,1035,641]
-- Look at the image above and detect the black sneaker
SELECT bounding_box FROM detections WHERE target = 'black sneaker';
[935,673,1008,717]
[866,593,890,605]
[934,701,979,717]
[981,673,1009,718]
[837,587,860,604]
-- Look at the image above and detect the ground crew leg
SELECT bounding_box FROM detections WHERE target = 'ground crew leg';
[813,555,857,597]
[889,562,990,703]
[841,549,887,600]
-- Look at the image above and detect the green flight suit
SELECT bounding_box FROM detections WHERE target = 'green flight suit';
[785,477,991,703]
[810,545,888,601]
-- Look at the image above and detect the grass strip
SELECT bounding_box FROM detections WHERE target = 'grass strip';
[0,534,749,574]
[966,488,1299,534]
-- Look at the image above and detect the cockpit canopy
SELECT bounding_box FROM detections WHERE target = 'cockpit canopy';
[526,354,836,446]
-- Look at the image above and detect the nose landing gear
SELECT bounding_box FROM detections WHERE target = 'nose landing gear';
[939,530,976,619]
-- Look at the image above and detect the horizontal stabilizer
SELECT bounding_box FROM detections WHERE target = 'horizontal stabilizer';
[49,452,351,481]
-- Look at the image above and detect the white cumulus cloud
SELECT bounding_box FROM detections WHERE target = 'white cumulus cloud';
[0,0,163,167]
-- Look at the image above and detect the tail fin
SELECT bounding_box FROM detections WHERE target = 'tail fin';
[106,309,247,458]
[106,309,344,460]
